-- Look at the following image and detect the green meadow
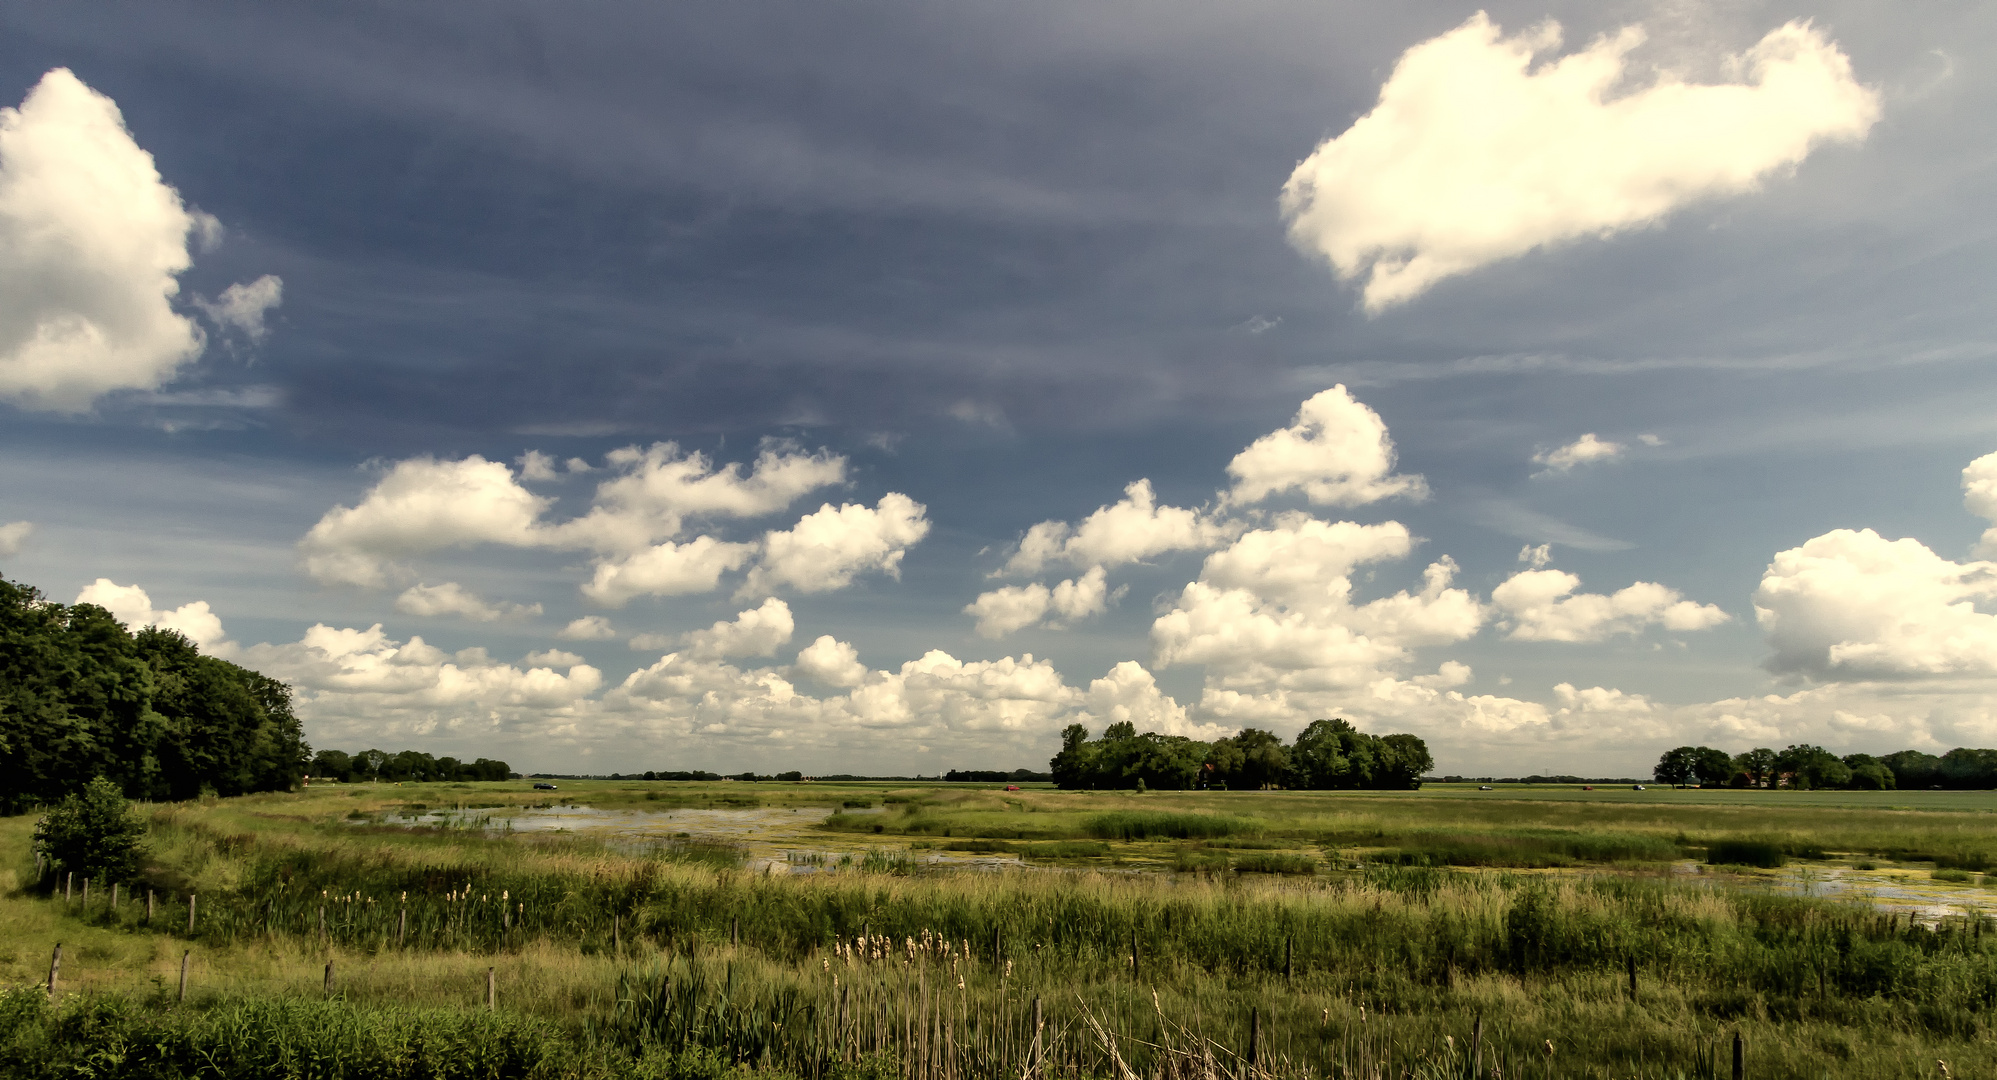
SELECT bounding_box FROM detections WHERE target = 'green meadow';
[8,779,1997,1078]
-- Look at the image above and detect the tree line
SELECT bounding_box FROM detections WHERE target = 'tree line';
[1654,743,1997,790]
[1051,718,1432,791]
[308,748,513,784]
[0,575,308,815]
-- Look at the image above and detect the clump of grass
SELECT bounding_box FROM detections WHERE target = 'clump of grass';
[1231,852,1317,875]
[1854,860,1879,871]
[1083,811,1260,841]
[1708,838,1787,868]
[841,798,875,809]
[1932,867,1974,884]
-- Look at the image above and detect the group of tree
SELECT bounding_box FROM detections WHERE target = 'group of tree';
[308,748,513,784]
[0,575,309,814]
[943,768,1052,784]
[1051,718,1432,791]
[1653,743,1997,790]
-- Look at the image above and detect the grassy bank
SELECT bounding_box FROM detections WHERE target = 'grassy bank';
[8,782,1997,1077]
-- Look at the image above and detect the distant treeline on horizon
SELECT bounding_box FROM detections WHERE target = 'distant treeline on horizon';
[1655,743,1997,790]
[309,748,513,784]
[522,768,1053,783]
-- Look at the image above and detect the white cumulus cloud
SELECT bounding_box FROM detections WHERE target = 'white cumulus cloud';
[1492,568,1729,642]
[299,456,548,587]
[1962,451,1997,557]
[1002,479,1229,577]
[743,493,930,596]
[1224,386,1426,508]
[584,536,757,607]
[675,597,796,659]
[0,69,211,411]
[794,635,868,689]
[73,578,228,650]
[1280,14,1881,311]
[1533,433,1624,473]
[1756,528,1997,680]
[0,520,32,556]
[393,582,541,622]
[965,565,1117,638]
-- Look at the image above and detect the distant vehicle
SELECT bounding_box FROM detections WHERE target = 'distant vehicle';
[1478,785,1494,791]
[533,782,558,790]
[1005,785,1022,791]
[1631,784,1646,791]
[1582,785,1594,791]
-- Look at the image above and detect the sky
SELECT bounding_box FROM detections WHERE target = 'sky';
[4,1,1997,777]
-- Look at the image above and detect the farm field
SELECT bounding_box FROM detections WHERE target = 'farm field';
[8,779,1997,1078]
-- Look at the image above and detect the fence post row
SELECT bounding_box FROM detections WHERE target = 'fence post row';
[46,943,60,998]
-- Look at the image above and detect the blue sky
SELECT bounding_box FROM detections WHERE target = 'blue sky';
[5,1,1997,775]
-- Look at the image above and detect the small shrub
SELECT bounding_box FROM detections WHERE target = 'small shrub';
[33,776,148,883]
[1707,838,1787,868]
[841,798,875,809]
[1932,868,1973,883]
[1854,860,1878,871]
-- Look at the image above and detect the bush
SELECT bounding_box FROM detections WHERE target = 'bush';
[1932,868,1974,883]
[1707,838,1787,868]
[32,776,146,883]
[1231,852,1317,875]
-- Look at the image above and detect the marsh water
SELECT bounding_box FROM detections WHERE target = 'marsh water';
[369,802,1997,921]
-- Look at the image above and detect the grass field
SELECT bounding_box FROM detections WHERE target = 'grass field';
[7,779,1997,1078]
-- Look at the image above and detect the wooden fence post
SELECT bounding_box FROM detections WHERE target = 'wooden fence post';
[1284,935,1293,981]
[614,914,621,956]
[324,960,334,995]
[82,877,88,908]
[1131,929,1140,980]
[1249,1006,1261,1075]
[1732,1031,1745,1080]
[64,872,72,902]
[731,917,739,947]
[147,889,154,924]
[1031,996,1043,1077]
[46,944,60,997]
[110,882,118,912]
[187,893,197,935]
[1627,955,1638,1002]
[1469,1012,1483,1080]
[319,905,326,941]
[487,966,496,1010]
[178,950,189,1004]
[399,905,407,947]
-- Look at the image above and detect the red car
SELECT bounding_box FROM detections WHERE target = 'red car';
[1005,785,1021,791]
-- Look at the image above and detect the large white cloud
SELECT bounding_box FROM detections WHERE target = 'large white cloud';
[1002,479,1229,577]
[1756,528,1997,680]
[1492,569,1729,642]
[243,623,604,745]
[1281,15,1881,311]
[1152,517,1483,694]
[669,597,795,659]
[1963,452,1997,557]
[743,493,930,596]
[965,566,1115,638]
[1223,386,1426,508]
[583,536,758,607]
[0,69,209,411]
[300,456,549,587]
[73,578,228,650]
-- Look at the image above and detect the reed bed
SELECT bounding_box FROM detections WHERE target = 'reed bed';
[12,784,1997,1077]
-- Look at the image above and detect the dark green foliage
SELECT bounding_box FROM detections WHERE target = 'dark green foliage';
[1082,810,1261,840]
[0,575,308,813]
[32,775,147,881]
[1654,746,1733,787]
[1051,717,1428,791]
[1708,838,1788,868]
[311,748,512,783]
